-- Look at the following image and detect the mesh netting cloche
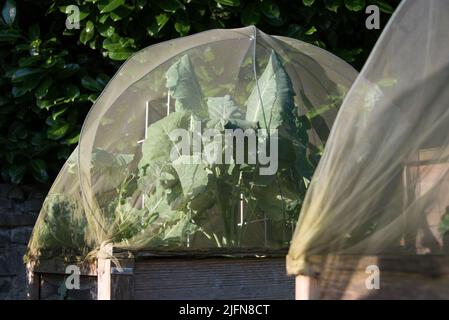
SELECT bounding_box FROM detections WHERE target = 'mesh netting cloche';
[26,26,357,261]
[287,0,449,278]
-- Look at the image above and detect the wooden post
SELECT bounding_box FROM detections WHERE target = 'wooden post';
[97,244,134,300]
[26,261,40,300]
[97,244,112,300]
[295,275,321,300]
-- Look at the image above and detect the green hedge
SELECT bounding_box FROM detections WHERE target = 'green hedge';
[0,0,398,184]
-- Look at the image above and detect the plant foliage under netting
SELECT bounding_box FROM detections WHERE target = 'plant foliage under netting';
[26,27,357,261]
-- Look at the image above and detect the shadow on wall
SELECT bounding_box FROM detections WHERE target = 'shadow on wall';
[0,184,48,300]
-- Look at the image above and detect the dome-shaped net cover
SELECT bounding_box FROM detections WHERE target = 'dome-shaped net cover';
[27,27,356,261]
[288,0,449,277]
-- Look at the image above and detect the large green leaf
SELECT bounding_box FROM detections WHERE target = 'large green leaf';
[139,111,192,173]
[172,155,211,201]
[166,55,208,118]
[92,148,134,169]
[245,50,295,131]
[161,214,199,242]
[92,148,134,188]
[207,95,245,121]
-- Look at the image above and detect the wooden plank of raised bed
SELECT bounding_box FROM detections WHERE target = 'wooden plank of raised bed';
[111,259,135,300]
[133,257,294,300]
[31,258,97,276]
[302,255,449,300]
[39,273,97,300]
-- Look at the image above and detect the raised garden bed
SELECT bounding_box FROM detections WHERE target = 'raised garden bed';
[27,249,294,300]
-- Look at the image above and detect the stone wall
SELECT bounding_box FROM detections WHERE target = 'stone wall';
[0,184,47,300]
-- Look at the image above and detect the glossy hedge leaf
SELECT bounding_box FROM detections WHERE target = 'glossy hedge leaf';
[241,3,260,26]
[11,68,40,82]
[36,99,53,109]
[65,85,80,101]
[8,164,26,184]
[174,11,190,36]
[96,73,110,87]
[157,0,185,13]
[109,5,133,21]
[2,0,16,26]
[325,0,342,13]
[28,24,40,40]
[99,0,125,14]
[18,56,40,68]
[12,86,28,98]
[80,21,95,44]
[344,0,365,11]
[147,13,170,36]
[81,76,103,91]
[108,50,132,61]
[374,0,394,14]
[8,122,27,142]
[98,24,115,38]
[58,63,80,78]
[47,123,70,140]
[19,76,42,92]
[215,0,240,7]
[302,0,315,6]
[0,29,21,42]
[35,78,53,99]
[30,159,49,183]
[305,26,317,35]
[260,0,280,19]
[65,133,80,145]
[51,108,67,121]
[286,24,304,38]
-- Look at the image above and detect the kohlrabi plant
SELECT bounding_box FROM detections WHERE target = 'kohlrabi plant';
[135,50,315,249]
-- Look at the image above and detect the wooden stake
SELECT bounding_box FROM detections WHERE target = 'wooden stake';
[97,244,113,300]
[295,275,321,300]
